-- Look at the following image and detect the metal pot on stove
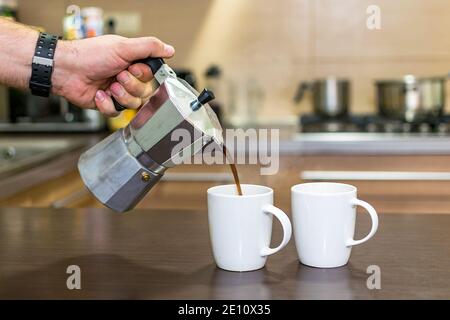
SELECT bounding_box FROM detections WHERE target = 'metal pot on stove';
[294,78,351,118]
[376,75,448,123]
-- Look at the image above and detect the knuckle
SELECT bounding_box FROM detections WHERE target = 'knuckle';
[147,36,160,44]
[118,95,141,109]
[106,112,119,118]
[103,110,116,117]
[134,65,153,81]
[135,82,148,96]
[118,38,130,51]
[95,100,116,117]
[128,64,141,75]
[123,77,139,90]
[124,79,149,97]
[142,84,153,97]
[104,105,120,117]
[114,94,127,105]
[97,104,116,117]
[147,36,164,51]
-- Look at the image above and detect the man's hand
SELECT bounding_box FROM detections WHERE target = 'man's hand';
[52,35,175,116]
[0,19,173,116]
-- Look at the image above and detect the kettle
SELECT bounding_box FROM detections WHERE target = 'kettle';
[78,58,224,212]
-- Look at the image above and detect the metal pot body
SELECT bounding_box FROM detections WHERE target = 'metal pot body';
[376,77,445,122]
[78,61,223,213]
[312,79,350,118]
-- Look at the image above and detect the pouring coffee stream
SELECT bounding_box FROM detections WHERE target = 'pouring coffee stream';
[223,145,243,196]
[78,57,242,212]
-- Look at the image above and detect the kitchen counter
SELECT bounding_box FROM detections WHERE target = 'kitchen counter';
[282,133,450,155]
[0,207,448,299]
[4,131,450,213]
[0,133,103,199]
[222,130,450,155]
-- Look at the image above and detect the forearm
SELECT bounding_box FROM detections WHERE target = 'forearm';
[0,18,174,113]
[0,18,73,97]
[0,18,39,89]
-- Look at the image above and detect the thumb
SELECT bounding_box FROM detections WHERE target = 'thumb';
[121,37,175,62]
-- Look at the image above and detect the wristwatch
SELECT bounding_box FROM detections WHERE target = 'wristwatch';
[29,32,59,97]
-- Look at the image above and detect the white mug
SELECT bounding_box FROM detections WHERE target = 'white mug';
[291,182,378,268]
[207,184,292,272]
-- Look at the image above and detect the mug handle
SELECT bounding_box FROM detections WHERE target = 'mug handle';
[346,198,379,247]
[260,204,292,256]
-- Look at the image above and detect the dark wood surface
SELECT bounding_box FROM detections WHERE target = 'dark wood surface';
[0,207,448,299]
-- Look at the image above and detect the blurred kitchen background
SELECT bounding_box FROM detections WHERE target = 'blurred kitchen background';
[2,0,450,215]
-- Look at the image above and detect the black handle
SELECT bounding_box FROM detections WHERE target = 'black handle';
[198,88,215,105]
[293,82,311,104]
[137,57,165,75]
[113,57,166,111]
[191,88,216,111]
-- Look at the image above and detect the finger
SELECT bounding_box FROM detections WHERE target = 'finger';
[116,70,153,98]
[128,63,153,82]
[110,82,142,109]
[95,90,120,117]
[121,37,175,62]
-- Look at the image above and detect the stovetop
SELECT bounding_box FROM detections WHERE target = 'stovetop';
[300,114,450,133]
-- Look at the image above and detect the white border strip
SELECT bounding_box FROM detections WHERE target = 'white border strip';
[301,170,450,181]
[162,172,233,182]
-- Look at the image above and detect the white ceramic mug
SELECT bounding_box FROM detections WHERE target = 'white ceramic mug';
[291,182,378,268]
[207,184,292,272]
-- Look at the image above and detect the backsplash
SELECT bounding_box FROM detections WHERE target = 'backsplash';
[17,0,450,122]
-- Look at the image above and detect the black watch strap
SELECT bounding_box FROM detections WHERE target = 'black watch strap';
[29,32,59,97]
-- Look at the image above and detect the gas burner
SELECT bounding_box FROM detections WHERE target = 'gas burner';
[300,113,450,133]
[300,114,362,133]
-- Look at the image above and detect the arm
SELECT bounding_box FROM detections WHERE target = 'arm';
[0,18,175,116]
[0,18,38,91]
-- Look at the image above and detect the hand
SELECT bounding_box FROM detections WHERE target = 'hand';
[52,35,175,116]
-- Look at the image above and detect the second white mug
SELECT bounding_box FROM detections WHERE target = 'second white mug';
[291,182,379,268]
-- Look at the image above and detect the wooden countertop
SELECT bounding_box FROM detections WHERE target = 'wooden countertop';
[0,207,448,299]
